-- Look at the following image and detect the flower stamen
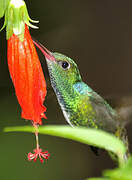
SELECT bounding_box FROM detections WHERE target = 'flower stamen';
[28,123,50,163]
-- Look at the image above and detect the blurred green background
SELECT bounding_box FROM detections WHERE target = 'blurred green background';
[0,0,132,179]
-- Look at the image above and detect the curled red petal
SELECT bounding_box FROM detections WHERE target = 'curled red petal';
[7,25,47,125]
[28,152,35,161]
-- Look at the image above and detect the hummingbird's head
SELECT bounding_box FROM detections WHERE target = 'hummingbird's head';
[33,40,82,90]
[47,52,82,85]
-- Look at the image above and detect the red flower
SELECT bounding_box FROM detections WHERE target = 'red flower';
[1,0,50,163]
[8,25,47,125]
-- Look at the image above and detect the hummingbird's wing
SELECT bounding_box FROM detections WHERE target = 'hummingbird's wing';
[88,91,129,156]
[88,91,120,133]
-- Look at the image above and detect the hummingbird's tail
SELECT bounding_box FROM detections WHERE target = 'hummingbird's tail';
[120,127,130,160]
[113,127,130,163]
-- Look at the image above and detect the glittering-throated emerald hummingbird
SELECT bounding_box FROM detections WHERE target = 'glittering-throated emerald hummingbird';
[33,39,129,158]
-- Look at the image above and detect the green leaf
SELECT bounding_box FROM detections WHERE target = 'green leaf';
[0,0,10,18]
[4,125,126,165]
[104,156,132,180]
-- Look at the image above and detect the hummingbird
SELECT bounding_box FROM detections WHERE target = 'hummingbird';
[33,39,129,158]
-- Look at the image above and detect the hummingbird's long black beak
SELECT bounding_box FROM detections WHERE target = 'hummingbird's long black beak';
[32,37,55,61]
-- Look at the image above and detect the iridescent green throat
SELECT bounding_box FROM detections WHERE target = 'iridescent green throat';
[51,75,97,128]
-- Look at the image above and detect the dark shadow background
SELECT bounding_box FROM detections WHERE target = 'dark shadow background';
[0,0,132,179]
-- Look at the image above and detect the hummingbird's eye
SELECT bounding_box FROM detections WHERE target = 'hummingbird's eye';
[59,61,70,70]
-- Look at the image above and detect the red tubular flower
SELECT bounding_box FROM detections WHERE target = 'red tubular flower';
[1,0,50,163]
[8,25,47,125]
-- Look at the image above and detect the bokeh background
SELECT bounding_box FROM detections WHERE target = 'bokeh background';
[0,0,132,179]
